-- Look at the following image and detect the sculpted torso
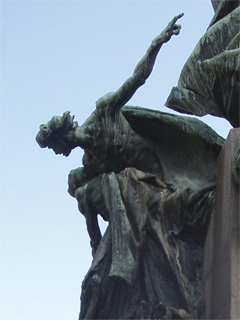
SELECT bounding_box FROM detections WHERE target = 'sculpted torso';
[80,94,160,180]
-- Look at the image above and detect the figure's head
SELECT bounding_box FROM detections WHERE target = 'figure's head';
[36,111,78,156]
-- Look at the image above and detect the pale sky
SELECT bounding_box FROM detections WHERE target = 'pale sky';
[0,1,232,320]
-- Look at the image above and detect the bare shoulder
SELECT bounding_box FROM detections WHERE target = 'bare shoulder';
[96,92,116,111]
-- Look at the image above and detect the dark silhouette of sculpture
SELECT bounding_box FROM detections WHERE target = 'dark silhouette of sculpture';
[69,166,220,319]
[36,11,228,320]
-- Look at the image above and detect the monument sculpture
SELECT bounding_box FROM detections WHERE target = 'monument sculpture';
[165,0,240,128]
[36,2,239,319]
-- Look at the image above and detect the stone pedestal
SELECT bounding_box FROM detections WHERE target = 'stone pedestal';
[203,128,240,319]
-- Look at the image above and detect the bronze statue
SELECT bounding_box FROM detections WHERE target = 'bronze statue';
[36,14,184,181]
[165,2,240,128]
[36,13,226,319]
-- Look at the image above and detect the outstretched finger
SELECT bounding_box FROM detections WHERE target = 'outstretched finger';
[170,12,184,26]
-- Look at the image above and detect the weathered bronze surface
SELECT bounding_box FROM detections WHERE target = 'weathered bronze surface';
[36,5,239,319]
[203,128,240,320]
[165,1,240,127]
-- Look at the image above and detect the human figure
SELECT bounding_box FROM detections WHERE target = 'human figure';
[36,11,224,264]
[36,14,183,183]
[36,13,225,319]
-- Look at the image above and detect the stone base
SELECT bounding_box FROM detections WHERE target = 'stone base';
[203,128,240,319]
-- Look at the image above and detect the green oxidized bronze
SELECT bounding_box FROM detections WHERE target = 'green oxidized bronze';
[165,1,240,128]
[36,5,238,319]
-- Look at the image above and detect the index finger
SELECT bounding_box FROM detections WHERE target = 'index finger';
[171,12,184,26]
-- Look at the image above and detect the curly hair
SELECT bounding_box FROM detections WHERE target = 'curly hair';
[36,111,78,148]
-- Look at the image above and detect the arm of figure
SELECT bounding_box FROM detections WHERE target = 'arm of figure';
[75,176,109,221]
[75,176,109,255]
[96,13,183,112]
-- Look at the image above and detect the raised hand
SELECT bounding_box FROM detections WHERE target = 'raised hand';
[157,13,184,43]
[97,13,184,112]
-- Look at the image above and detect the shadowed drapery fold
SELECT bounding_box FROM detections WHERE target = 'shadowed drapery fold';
[79,168,216,319]
[165,4,240,127]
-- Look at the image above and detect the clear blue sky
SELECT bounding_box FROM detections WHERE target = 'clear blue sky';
[0,1,232,320]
